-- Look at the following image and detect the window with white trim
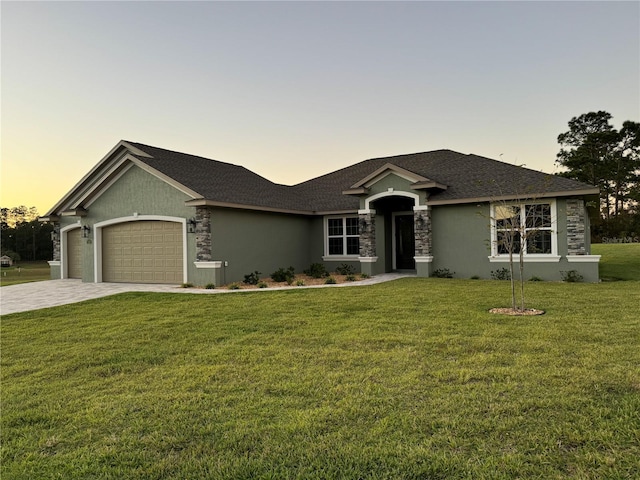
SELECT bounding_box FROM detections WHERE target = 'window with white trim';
[326,217,359,256]
[492,201,556,257]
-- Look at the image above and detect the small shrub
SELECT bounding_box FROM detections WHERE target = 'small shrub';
[336,263,356,275]
[286,276,294,286]
[243,271,261,285]
[295,279,305,286]
[325,276,337,284]
[228,283,241,290]
[205,283,215,289]
[491,268,511,281]
[560,270,583,283]
[271,266,295,283]
[529,276,543,282]
[257,282,268,288]
[360,273,370,279]
[432,268,454,278]
[304,263,328,279]
[345,274,356,282]
[470,275,480,280]
[181,282,194,288]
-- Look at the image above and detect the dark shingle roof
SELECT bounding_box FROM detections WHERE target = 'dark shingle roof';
[127,143,597,214]
[126,142,308,211]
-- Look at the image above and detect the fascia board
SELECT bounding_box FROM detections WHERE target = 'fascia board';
[314,209,359,216]
[342,188,369,195]
[411,181,448,191]
[119,141,153,158]
[427,188,601,206]
[185,199,314,216]
[186,200,358,217]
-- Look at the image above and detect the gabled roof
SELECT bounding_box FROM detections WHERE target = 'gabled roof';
[45,142,599,218]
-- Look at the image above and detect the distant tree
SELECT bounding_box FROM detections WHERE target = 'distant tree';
[556,111,640,220]
[0,207,52,261]
[1,205,39,228]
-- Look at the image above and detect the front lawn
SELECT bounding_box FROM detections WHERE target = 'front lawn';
[592,243,640,281]
[0,261,50,286]
[2,277,639,479]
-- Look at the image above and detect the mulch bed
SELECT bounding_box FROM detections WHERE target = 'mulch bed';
[222,274,358,289]
[489,307,545,316]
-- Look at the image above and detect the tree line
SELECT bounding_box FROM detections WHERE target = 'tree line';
[1,206,53,263]
[556,111,639,242]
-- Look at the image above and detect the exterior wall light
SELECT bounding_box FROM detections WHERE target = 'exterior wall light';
[82,225,91,238]
[187,218,197,233]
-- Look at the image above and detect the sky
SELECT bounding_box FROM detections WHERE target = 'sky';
[1,1,638,215]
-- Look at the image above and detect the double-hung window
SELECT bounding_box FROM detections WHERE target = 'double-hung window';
[325,217,359,257]
[491,201,557,260]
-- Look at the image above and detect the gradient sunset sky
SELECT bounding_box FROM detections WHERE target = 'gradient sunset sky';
[2,1,638,215]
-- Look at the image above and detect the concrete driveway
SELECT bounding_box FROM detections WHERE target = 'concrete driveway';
[0,274,412,315]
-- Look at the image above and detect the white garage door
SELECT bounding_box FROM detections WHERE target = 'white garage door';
[102,221,183,284]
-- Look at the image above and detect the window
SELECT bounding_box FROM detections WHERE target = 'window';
[326,217,359,256]
[491,201,556,258]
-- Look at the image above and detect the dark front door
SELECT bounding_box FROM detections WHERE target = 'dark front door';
[395,214,415,270]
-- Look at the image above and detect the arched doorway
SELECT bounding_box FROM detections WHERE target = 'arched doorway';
[370,195,418,273]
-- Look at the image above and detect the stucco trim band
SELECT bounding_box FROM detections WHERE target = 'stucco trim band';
[359,257,379,263]
[194,261,223,269]
[488,255,561,263]
[566,255,601,263]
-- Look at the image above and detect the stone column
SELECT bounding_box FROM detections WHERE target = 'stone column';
[414,206,433,277]
[195,207,212,261]
[358,210,376,258]
[358,209,377,276]
[566,199,586,255]
[52,223,61,261]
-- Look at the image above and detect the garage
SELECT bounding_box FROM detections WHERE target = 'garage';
[66,228,82,279]
[102,221,183,284]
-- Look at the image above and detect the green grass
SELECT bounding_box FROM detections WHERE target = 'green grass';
[2,276,639,478]
[0,261,50,286]
[593,243,640,281]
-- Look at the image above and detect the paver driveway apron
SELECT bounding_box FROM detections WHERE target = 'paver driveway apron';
[0,274,412,315]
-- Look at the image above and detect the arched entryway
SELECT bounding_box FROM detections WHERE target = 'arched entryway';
[370,195,418,272]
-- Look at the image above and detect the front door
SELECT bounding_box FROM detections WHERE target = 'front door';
[394,214,415,270]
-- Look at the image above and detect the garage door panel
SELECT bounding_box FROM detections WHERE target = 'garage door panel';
[103,221,182,284]
[67,228,82,279]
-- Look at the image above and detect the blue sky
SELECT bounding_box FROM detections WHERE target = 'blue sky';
[2,1,638,214]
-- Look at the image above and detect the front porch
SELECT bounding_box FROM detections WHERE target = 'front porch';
[358,194,433,278]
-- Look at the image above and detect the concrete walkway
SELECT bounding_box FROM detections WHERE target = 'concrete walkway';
[0,274,413,315]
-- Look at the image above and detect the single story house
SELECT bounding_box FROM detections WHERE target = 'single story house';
[1,255,13,267]
[41,140,601,285]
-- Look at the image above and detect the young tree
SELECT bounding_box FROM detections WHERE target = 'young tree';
[492,198,552,312]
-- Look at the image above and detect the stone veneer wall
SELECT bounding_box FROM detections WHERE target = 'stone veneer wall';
[566,199,586,255]
[52,224,61,261]
[195,207,212,261]
[358,212,376,257]
[414,208,432,256]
